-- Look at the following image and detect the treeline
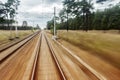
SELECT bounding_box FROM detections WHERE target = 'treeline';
[0,0,20,30]
[0,25,36,30]
[47,0,120,31]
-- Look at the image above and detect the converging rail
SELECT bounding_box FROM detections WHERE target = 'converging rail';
[0,31,67,80]
[0,31,42,80]
[44,33,66,80]
[30,33,42,80]
[53,38,107,80]
[0,31,39,52]
[20,32,66,80]
[0,31,40,63]
[0,31,120,80]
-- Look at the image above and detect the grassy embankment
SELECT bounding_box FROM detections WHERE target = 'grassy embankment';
[57,30,120,68]
[0,30,33,44]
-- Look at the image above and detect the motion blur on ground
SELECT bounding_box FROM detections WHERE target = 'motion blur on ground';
[0,0,120,80]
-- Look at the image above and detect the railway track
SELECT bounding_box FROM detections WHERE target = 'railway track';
[47,33,120,80]
[53,39,105,80]
[0,31,40,63]
[0,31,100,80]
[46,34,97,80]
[13,32,66,80]
[0,31,66,80]
[1,31,119,80]
[31,32,66,80]
[44,33,66,80]
[0,32,38,52]
[0,31,41,80]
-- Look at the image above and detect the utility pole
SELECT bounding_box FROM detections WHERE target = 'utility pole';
[15,21,19,38]
[67,11,68,31]
[9,20,13,40]
[15,15,19,38]
[65,3,69,32]
[33,21,34,27]
[54,7,56,36]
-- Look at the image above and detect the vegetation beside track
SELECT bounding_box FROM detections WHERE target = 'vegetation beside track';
[0,30,33,44]
[57,30,120,68]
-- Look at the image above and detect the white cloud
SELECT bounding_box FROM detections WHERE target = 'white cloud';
[0,0,7,3]
[16,0,63,29]
[93,0,120,10]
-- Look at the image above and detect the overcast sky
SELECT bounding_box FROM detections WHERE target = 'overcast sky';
[1,0,120,29]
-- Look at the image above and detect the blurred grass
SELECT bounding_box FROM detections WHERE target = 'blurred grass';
[57,30,120,68]
[0,30,33,44]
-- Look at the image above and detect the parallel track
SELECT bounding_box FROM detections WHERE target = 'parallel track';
[0,31,120,80]
[0,32,39,52]
[0,31,103,80]
[0,31,40,63]
[30,33,42,80]
[13,32,67,80]
[53,38,107,80]
[44,33,66,80]
[29,32,66,80]
[0,31,67,80]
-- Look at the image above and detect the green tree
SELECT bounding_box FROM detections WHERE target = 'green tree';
[46,19,54,30]
[63,0,75,31]
[5,0,20,27]
[79,0,93,31]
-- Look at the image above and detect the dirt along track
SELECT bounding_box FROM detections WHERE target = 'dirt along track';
[0,31,41,80]
[0,30,120,80]
[0,32,36,52]
[34,32,66,80]
[0,31,66,80]
[47,34,100,80]
[47,33,120,80]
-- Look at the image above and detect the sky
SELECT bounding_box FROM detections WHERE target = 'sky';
[1,0,120,29]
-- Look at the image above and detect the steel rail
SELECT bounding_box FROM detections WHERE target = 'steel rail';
[30,33,42,80]
[0,31,40,52]
[0,31,41,63]
[44,33,67,80]
[54,39,107,80]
